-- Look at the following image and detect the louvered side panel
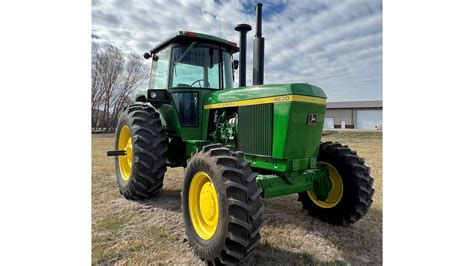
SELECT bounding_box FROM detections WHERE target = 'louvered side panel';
[238,104,273,156]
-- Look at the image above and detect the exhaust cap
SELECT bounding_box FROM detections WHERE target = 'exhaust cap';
[235,24,252,32]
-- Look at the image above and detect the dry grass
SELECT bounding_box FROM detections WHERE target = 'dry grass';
[92,131,382,265]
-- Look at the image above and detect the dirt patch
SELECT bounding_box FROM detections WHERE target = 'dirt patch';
[92,131,382,264]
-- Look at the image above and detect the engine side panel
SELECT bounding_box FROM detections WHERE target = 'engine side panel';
[238,103,273,156]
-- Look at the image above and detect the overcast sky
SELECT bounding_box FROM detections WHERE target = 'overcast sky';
[92,0,382,102]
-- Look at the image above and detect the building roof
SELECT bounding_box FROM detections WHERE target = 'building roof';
[150,31,239,54]
[327,100,382,109]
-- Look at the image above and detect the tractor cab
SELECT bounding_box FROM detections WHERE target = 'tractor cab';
[139,31,239,140]
[147,31,238,90]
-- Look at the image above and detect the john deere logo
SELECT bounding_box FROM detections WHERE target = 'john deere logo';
[307,114,318,126]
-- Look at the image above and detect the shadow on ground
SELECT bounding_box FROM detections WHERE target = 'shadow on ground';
[242,244,346,265]
[136,188,182,214]
[263,196,382,264]
[131,188,381,264]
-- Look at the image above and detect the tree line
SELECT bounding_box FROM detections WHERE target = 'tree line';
[91,43,150,132]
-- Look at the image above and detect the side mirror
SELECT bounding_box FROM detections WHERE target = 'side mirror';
[144,53,159,61]
[232,60,239,70]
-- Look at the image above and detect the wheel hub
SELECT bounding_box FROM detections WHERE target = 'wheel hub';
[307,161,344,208]
[188,172,219,240]
[199,182,217,222]
[118,126,133,181]
[125,138,133,168]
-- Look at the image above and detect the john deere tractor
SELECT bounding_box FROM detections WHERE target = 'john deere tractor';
[107,3,374,264]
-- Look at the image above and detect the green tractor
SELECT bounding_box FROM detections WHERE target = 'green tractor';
[107,3,374,264]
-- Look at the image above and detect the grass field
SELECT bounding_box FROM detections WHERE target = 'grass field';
[92,131,382,265]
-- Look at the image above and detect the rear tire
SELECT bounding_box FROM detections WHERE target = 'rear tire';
[182,144,264,265]
[114,103,168,200]
[298,141,374,225]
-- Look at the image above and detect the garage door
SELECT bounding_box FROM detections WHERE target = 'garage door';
[323,118,334,129]
[356,110,382,129]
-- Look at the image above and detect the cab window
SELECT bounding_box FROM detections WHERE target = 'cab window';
[170,44,232,89]
[150,47,171,89]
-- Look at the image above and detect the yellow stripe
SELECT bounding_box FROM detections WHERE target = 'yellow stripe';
[204,95,327,109]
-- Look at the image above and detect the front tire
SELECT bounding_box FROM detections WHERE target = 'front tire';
[182,144,264,265]
[114,103,168,200]
[298,141,374,225]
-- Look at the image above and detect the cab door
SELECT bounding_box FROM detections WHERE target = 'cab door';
[167,44,221,140]
[170,91,199,127]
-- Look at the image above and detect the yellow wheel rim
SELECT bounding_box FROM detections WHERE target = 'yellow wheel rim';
[189,172,219,240]
[307,161,344,208]
[118,126,133,181]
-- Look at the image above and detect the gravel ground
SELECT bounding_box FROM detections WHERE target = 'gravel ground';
[92,131,382,265]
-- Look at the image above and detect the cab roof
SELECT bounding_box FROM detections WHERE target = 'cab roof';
[149,31,239,54]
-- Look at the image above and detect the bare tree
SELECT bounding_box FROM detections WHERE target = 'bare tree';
[91,42,104,128]
[110,53,149,130]
[100,46,124,131]
[91,43,149,132]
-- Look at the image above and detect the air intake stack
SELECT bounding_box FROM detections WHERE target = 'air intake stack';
[253,3,265,85]
[234,24,252,87]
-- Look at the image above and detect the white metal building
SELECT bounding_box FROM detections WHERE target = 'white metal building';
[324,100,383,130]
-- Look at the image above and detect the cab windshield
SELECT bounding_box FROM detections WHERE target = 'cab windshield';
[170,43,233,89]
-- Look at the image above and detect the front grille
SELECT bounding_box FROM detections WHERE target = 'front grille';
[237,104,273,156]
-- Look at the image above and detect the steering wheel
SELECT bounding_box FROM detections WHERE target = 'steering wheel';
[190,79,210,88]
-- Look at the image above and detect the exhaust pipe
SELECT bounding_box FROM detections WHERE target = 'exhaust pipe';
[234,24,252,87]
[253,3,265,85]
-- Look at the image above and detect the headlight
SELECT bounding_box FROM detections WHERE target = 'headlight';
[150,92,157,99]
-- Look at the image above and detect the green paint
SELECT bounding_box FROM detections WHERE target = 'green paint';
[257,168,327,198]
[255,164,331,198]
[244,155,319,173]
[245,155,288,172]
[204,83,327,166]
[185,140,210,157]
[204,83,326,104]
[237,104,273,156]
[132,34,332,199]
[273,101,326,159]
[313,166,331,200]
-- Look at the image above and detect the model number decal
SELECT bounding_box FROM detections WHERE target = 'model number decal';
[211,102,236,108]
[273,96,291,102]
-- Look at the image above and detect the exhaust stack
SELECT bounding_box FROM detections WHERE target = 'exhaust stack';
[253,3,265,85]
[234,24,252,87]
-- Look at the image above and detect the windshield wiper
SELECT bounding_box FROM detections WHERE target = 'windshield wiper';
[173,41,197,77]
[174,41,197,66]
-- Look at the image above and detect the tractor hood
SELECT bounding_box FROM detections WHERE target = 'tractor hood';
[204,83,327,108]
[204,83,327,166]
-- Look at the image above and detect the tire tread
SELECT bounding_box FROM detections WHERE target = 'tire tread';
[298,141,374,225]
[115,103,168,200]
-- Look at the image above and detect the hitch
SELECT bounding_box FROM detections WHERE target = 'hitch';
[106,150,126,156]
